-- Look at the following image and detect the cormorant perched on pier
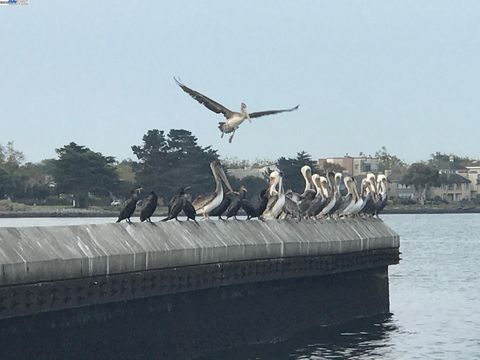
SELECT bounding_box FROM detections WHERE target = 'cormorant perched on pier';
[242,189,268,220]
[225,185,247,219]
[116,188,143,224]
[162,187,198,224]
[208,194,233,220]
[140,191,158,224]
[182,197,198,224]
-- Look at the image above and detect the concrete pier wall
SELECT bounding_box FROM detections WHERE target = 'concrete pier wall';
[0,218,399,359]
[0,218,398,286]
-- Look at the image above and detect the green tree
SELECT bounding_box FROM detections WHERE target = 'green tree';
[375,146,407,172]
[276,151,316,193]
[0,167,13,198]
[52,142,120,208]
[321,162,345,174]
[227,175,268,200]
[428,152,471,168]
[402,163,439,205]
[132,129,219,200]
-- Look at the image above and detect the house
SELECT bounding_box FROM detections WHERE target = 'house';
[384,172,416,200]
[318,155,379,176]
[430,173,471,202]
[228,164,278,180]
[428,157,472,202]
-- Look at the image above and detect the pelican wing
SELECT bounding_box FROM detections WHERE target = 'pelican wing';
[192,192,216,211]
[249,105,299,119]
[174,78,234,118]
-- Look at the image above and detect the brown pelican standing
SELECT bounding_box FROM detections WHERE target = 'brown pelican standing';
[375,175,389,216]
[262,171,285,219]
[174,78,299,143]
[306,175,328,218]
[338,177,355,216]
[193,160,234,219]
[345,178,363,216]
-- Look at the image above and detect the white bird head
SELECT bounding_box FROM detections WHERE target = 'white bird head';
[268,171,281,196]
[241,102,251,122]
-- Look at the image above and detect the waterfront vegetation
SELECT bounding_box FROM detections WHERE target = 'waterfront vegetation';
[0,132,478,212]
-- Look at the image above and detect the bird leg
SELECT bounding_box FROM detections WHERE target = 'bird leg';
[228,131,236,143]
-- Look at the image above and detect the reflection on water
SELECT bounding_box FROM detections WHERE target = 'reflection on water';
[1,214,480,359]
[204,314,397,360]
[203,214,480,359]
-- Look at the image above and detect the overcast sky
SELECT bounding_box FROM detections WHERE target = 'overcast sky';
[1,1,479,164]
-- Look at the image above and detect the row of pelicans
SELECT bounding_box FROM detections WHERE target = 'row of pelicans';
[116,160,388,224]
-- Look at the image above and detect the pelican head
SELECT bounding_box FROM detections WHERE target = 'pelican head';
[377,174,388,193]
[241,102,251,122]
[319,176,329,197]
[343,176,352,192]
[301,165,314,189]
[210,160,234,193]
[334,173,343,187]
[361,179,371,195]
[312,174,323,195]
[367,172,376,184]
[268,171,280,196]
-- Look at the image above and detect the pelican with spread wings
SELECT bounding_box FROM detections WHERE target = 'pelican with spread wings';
[174,78,299,143]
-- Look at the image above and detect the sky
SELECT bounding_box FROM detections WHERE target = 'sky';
[1,1,480,164]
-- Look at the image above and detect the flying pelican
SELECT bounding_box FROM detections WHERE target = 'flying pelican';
[116,188,143,224]
[262,171,286,219]
[174,78,299,143]
[193,160,234,218]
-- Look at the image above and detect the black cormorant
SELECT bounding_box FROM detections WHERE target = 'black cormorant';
[140,191,158,224]
[116,188,143,224]
[225,185,247,219]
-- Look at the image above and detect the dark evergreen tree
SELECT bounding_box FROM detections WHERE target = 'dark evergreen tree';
[132,129,219,201]
[52,142,120,208]
[276,151,316,193]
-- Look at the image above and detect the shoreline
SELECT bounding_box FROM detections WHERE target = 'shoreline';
[1,207,479,218]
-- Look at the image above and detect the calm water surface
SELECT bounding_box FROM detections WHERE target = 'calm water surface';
[0,214,479,359]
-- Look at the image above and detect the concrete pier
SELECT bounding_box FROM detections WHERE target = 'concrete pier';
[0,218,399,359]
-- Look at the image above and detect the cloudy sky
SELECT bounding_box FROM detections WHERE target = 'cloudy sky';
[1,1,479,163]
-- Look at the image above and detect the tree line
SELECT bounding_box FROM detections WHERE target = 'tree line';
[0,133,476,208]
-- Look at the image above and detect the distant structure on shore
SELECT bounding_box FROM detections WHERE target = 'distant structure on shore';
[318,155,380,177]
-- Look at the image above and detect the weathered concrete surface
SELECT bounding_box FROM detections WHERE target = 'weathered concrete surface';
[0,218,398,286]
[0,219,400,359]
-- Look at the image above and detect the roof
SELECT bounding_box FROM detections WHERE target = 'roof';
[437,173,470,185]
[436,160,467,171]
